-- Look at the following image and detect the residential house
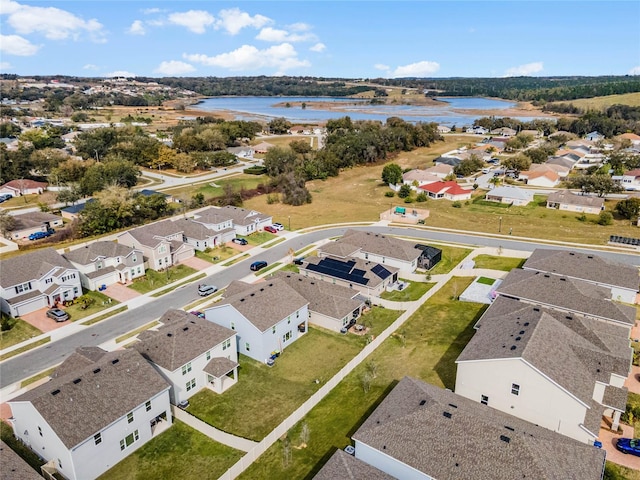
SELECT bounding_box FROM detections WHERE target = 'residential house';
[423,163,454,178]
[0,248,82,317]
[301,256,398,297]
[4,212,64,240]
[401,169,440,188]
[345,376,606,480]
[1,439,42,479]
[189,207,237,243]
[171,218,226,250]
[319,229,424,274]
[273,271,366,333]
[546,156,577,171]
[484,186,533,206]
[253,141,275,154]
[549,130,574,140]
[495,268,637,328]
[60,199,95,220]
[137,189,173,203]
[546,190,605,215]
[135,310,238,403]
[63,241,145,290]
[465,126,488,135]
[314,449,394,480]
[419,181,473,201]
[0,179,47,197]
[204,279,309,363]
[620,169,640,191]
[487,137,509,151]
[518,167,560,187]
[226,146,254,158]
[490,127,517,137]
[8,347,171,480]
[522,249,639,304]
[618,132,640,146]
[436,125,451,134]
[456,296,632,444]
[586,131,604,142]
[215,206,272,236]
[520,129,543,139]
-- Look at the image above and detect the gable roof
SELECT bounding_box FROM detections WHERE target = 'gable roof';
[0,248,76,288]
[485,186,533,201]
[419,181,472,196]
[192,207,234,226]
[546,190,605,209]
[520,169,560,182]
[219,279,309,332]
[11,347,169,449]
[218,206,271,226]
[353,376,606,480]
[331,230,422,263]
[7,211,62,232]
[135,309,235,371]
[0,440,42,479]
[171,218,217,240]
[0,179,48,191]
[63,241,138,265]
[314,449,394,480]
[496,269,636,326]
[523,249,639,292]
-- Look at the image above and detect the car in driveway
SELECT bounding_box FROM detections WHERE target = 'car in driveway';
[250,260,268,271]
[264,225,278,234]
[29,230,53,240]
[46,308,69,322]
[615,438,640,456]
[232,237,248,245]
[272,223,284,231]
[197,284,218,296]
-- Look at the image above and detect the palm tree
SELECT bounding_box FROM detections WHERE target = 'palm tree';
[489,176,501,188]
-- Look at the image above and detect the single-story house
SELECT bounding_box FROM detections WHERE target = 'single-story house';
[4,212,64,240]
[63,241,145,290]
[433,156,463,167]
[135,309,238,403]
[400,169,440,188]
[518,168,560,187]
[436,125,451,134]
[586,131,604,142]
[546,190,604,215]
[618,132,640,146]
[253,141,275,154]
[8,347,171,480]
[137,189,174,203]
[546,156,577,171]
[423,163,454,178]
[484,186,533,206]
[419,181,473,201]
[465,126,488,135]
[226,146,254,158]
[620,169,640,191]
[490,127,517,137]
[0,179,47,197]
[204,279,309,363]
[60,199,95,220]
[520,129,543,138]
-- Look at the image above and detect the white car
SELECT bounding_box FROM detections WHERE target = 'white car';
[272,223,284,231]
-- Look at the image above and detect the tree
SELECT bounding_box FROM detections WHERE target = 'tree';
[598,211,613,225]
[454,156,484,177]
[568,174,623,197]
[381,163,403,185]
[501,154,531,173]
[615,197,640,220]
[398,184,412,198]
[0,210,16,238]
[268,117,292,135]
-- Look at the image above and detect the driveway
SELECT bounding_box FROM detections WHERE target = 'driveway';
[179,256,212,270]
[102,283,141,303]
[599,423,640,470]
[19,308,69,333]
[225,241,253,253]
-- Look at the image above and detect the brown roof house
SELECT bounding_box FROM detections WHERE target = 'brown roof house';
[0,179,47,197]
[546,190,604,215]
[204,279,309,363]
[344,376,606,480]
[4,211,64,240]
[0,440,42,480]
[7,347,171,480]
[456,296,632,444]
[135,309,238,402]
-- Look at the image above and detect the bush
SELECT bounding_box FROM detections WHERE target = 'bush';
[384,191,395,198]
[398,184,412,198]
[403,197,414,203]
[244,166,267,175]
[598,211,613,225]
[576,214,587,222]
[452,201,462,208]
[416,192,427,202]
[266,193,280,204]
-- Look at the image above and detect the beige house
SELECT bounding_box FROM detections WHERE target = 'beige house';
[0,179,47,197]
[484,186,533,206]
[546,190,604,215]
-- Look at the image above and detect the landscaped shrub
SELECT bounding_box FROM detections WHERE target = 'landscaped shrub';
[452,201,462,208]
[244,166,267,175]
[398,184,412,198]
[385,191,395,197]
[403,197,414,203]
[598,211,613,225]
[266,193,280,204]
[416,192,427,202]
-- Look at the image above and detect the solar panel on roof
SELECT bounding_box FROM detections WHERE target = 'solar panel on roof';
[351,268,367,278]
[307,261,370,285]
[322,257,356,273]
[371,264,392,279]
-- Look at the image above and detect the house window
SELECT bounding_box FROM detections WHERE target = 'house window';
[181,362,192,375]
[158,258,163,266]
[38,426,42,437]
[15,282,31,294]
[94,433,102,445]
[119,430,139,451]
[206,351,211,360]
[145,401,151,412]
[45,278,53,284]
[97,262,102,269]
[245,342,250,352]
[73,287,79,295]
[186,378,196,391]
[511,383,520,396]
[159,245,167,254]
[296,311,299,319]
[283,331,292,342]
[364,253,368,259]
[222,339,230,350]
[133,255,137,262]
[127,412,134,424]
[481,395,489,405]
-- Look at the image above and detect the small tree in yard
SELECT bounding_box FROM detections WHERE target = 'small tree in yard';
[298,422,310,448]
[360,372,373,393]
[398,184,412,198]
[381,163,403,185]
[598,211,613,226]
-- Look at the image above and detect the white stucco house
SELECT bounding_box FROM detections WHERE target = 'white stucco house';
[8,347,171,480]
[0,248,82,317]
[204,279,309,363]
[546,190,605,215]
[484,186,533,206]
[135,309,238,403]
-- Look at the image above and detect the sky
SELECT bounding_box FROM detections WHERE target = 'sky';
[0,1,639,79]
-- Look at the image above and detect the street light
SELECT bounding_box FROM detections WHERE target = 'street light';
[499,216,503,233]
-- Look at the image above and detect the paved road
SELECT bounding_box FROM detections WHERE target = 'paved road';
[1,226,638,386]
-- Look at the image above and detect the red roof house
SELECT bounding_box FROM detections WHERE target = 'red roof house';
[419,181,472,201]
[0,179,48,197]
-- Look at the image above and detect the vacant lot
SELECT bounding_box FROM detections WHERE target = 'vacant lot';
[558,92,640,110]
[472,254,525,271]
[0,317,42,350]
[129,265,197,294]
[164,173,268,203]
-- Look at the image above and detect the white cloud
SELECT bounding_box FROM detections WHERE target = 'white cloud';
[184,43,309,73]
[0,34,40,55]
[215,8,271,35]
[105,70,137,78]
[1,0,105,42]
[391,61,440,77]
[142,8,163,15]
[83,63,99,70]
[310,42,326,53]
[288,22,311,32]
[168,10,215,34]
[374,63,390,71]
[504,61,543,77]
[256,27,316,43]
[0,61,13,71]
[154,60,195,76]
[629,66,640,75]
[128,20,146,35]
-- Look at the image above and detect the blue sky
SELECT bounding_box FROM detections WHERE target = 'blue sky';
[1,1,639,78]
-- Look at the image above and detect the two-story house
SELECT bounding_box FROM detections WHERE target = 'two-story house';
[204,279,309,363]
[63,241,145,290]
[134,309,238,404]
[189,207,237,243]
[8,347,171,480]
[216,206,272,236]
[0,248,82,317]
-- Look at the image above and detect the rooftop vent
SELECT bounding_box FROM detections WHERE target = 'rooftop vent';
[510,345,517,351]
[240,298,245,302]
[543,274,550,278]
[500,435,511,443]
[310,282,315,285]
[93,368,101,374]
[268,283,273,287]
[419,399,427,406]
[587,255,593,259]
[183,327,188,332]
[569,252,575,256]
[515,336,521,341]
[504,426,515,431]
[560,278,566,282]
[111,359,119,365]
[565,315,573,320]
[448,403,458,409]
[260,288,264,291]
[519,330,525,335]
[51,389,60,396]
[443,411,452,419]
[72,378,81,384]
[167,333,173,337]
[523,322,529,326]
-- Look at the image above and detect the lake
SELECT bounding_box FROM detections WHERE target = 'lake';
[191,96,546,126]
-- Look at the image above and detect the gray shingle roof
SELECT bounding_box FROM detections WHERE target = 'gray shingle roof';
[546,190,605,209]
[0,247,76,288]
[353,377,606,480]
[332,230,421,263]
[602,385,629,412]
[496,269,636,325]
[219,279,309,332]
[171,218,217,240]
[302,256,399,289]
[523,248,639,292]
[192,207,234,226]
[135,309,235,371]
[272,271,365,320]
[0,440,42,480]
[63,241,138,265]
[218,206,271,226]
[7,211,62,232]
[313,449,395,480]
[203,357,238,377]
[11,347,169,449]
[485,185,533,201]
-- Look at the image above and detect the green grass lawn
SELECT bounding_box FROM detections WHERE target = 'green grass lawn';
[425,245,473,275]
[129,265,197,294]
[358,306,403,337]
[199,245,241,264]
[472,254,526,271]
[0,316,43,350]
[98,420,244,480]
[476,276,496,286]
[187,326,377,441]
[279,263,300,274]
[238,277,485,479]
[255,262,281,275]
[379,281,435,302]
[605,461,640,480]
[245,231,277,245]
[165,174,267,201]
[66,291,120,322]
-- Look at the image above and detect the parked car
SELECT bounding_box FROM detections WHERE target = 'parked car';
[0,194,12,203]
[272,223,284,231]
[46,308,69,322]
[293,257,304,265]
[232,237,248,245]
[264,225,278,234]
[197,284,218,296]
[250,260,268,271]
[615,438,640,456]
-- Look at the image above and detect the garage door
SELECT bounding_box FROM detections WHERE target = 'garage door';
[15,296,47,317]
